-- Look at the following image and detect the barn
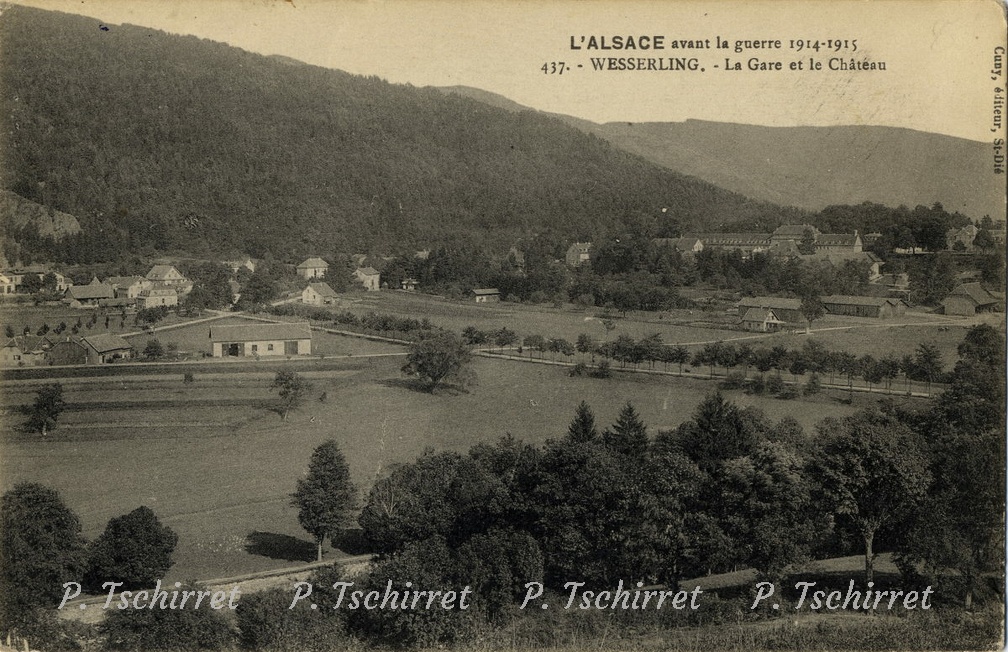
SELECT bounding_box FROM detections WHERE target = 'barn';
[822,295,908,319]
[209,322,312,357]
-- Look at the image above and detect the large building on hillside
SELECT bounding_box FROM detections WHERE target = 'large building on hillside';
[209,322,313,357]
[683,224,862,258]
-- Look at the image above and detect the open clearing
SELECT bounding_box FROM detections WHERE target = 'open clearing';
[0,355,889,581]
[315,291,984,368]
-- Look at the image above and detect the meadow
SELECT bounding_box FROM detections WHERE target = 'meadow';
[317,290,979,369]
[0,355,887,582]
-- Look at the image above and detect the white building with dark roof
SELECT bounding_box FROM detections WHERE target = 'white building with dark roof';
[209,322,312,357]
[296,257,329,280]
[302,282,338,306]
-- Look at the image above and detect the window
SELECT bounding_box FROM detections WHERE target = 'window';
[267,343,274,351]
[251,344,258,352]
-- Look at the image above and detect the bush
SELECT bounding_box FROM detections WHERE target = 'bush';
[747,376,767,394]
[590,361,612,379]
[101,588,233,651]
[569,362,588,377]
[183,372,195,384]
[236,584,346,651]
[766,373,784,394]
[804,373,822,395]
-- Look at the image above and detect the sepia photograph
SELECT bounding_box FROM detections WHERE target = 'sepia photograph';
[0,0,1005,650]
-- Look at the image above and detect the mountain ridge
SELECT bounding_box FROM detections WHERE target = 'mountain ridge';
[438,86,1004,221]
[0,5,804,264]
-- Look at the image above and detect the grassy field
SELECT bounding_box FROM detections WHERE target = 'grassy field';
[0,355,890,582]
[318,291,990,369]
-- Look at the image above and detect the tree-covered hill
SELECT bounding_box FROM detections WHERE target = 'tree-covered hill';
[0,6,801,264]
[440,87,1004,222]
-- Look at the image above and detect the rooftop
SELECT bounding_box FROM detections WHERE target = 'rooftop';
[209,321,313,343]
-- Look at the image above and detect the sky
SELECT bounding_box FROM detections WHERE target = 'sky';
[9,0,1008,141]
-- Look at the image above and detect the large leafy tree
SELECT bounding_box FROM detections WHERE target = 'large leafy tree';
[799,294,824,333]
[812,410,929,583]
[716,442,827,582]
[358,451,507,554]
[292,440,357,562]
[401,331,473,393]
[26,383,64,436]
[85,506,178,591]
[0,483,87,624]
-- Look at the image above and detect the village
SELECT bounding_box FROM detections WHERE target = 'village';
[0,220,1002,369]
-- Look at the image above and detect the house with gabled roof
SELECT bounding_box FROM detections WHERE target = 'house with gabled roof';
[209,322,312,357]
[137,287,178,309]
[81,333,133,364]
[146,265,187,285]
[942,283,1003,316]
[565,242,593,267]
[47,337,88,366]
[354,267,380,291]
[105,275,151,300]
[296,257,329,280]
[735,296,804,323]
[1,334,55,367]
[740,307,786,332]
[302,282,338,306]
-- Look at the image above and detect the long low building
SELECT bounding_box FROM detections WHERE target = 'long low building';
[209,322,312,357]
[821,295,908,319]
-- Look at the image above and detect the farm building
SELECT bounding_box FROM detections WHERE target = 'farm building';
[137,288,178,309]
[400,277,419,291]
[209,322,312,357]
[105,275,150,299]
[565,242,593,267]
[1,335,54,367]
[302,282,338,306]
[47,338,88,366]
[472,288,500,303]
[941,283,1003,316]
[296,257,329,279]
[81,334,133,364]
[354,267,381,291]
[821,295,908,319]
[65,278,115,308]
[740,307,786,332]
[735,296,804,324]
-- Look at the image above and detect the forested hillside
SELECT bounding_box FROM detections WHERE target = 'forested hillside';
[441,87,1003,222]
[0,6,800,264]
